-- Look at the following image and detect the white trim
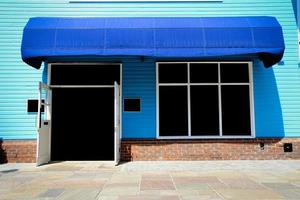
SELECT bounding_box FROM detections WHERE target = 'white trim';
[218,62,223,136]
[37,82,42,130]
[50,85,115,88]
[158,61,250,64]
[70,0,222,2]
[158,136,254,139]
[187,63,191,136]
[298,0,300,31]
[249,62,256,138]
[156,61,255,139]
[49,62,120,66]
[119,63,123,140]
[47,62,51,86]
[48,62,122,161]
[114,81,120,165]
[156,62,159,139]
[47,63,52,163]
[298,28,300,60]
[159,83,250,86]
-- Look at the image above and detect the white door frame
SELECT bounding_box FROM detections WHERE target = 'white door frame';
[114,81,121,165]
[45,62,122,162]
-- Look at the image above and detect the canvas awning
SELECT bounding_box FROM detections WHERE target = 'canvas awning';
[21,17,285,69]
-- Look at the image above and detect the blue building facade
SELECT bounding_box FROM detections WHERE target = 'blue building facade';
[0,0,300,163]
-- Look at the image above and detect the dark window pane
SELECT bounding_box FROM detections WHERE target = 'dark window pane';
[159,86,188,136]
[221,85,251,136]
[191,86,219,136]
[190,63,218,83]
[124,98,141,112]
[159,63,187,83]
[220,63,249,83]
[51,64,120,85]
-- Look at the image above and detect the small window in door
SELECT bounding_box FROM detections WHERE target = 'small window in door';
[124,98,141,112]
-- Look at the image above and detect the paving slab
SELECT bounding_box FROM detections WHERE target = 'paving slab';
[97,196,119,200]
[215,189,285,200]
[57,188,101,200]
[0,160,300,200]
[172,177,213,190]
[140,190,178,195]
[1,186,48,200]
[141,173,175,190]
[100,187,139,196]
[219,177,265,190]
[116,195,180,200]
[274,189,300,200]
[262,182,299,190]
[38,188,65,198]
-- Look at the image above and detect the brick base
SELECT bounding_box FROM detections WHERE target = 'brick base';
[121,138,300,161]
[1,138,300,163]
[1,140,36,163]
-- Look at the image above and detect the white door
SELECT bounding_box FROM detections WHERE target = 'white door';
[114,81,121,165]
[37,82,51,166]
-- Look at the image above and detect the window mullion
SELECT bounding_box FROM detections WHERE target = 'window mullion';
[188,62,191,137]
[218,62,223,137]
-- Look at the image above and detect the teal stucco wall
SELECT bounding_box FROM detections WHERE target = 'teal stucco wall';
[0,0,299,139]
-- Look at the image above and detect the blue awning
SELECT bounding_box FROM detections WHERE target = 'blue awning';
[21,17,285,69]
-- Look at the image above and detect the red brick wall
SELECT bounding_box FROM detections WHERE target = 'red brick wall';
[1,140,36,163]
[1,138,300,163]
[121,138,300,161]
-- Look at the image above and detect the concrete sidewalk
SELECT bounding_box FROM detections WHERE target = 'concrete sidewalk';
[0,160,300,200]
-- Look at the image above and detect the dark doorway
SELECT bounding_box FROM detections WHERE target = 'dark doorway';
[49,63,120,161]
[51,88,115,161]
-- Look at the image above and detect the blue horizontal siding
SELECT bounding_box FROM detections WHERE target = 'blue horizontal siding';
[0,0,299,139]
[122,60,156,138]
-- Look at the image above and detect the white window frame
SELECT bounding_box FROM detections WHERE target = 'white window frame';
[156,61,255,139]
[70,0,222,2]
